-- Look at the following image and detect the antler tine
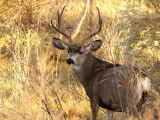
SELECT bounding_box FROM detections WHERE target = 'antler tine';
[57,6,65,28]
[51,6,72,44]
[81,7,102,44]
[70,0,90,40]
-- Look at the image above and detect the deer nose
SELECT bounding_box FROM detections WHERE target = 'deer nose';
[66,58,74,65]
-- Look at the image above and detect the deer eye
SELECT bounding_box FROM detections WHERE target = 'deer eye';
[78,51,83,54]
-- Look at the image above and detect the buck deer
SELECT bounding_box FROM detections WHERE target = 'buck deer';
[51,0,151,119]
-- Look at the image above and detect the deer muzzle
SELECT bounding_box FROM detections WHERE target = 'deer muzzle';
[66,58,74,65]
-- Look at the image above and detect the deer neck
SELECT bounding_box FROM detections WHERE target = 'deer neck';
[73,53,103,87]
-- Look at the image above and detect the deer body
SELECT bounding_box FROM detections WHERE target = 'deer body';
[71,52,149,113]
[51,1,151,119]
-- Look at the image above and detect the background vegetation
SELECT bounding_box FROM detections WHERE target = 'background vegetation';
[0,0,160,119]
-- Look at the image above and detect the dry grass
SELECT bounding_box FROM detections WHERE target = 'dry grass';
[0,0,160,120]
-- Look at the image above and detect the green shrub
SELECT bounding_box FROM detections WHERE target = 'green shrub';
[115,1,160,92]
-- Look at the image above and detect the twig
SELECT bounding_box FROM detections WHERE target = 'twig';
[0,104,25,119]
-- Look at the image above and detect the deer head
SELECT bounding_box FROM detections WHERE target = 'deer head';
[51,0,102,69]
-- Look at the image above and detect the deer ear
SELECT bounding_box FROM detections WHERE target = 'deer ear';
[52,37,69,50]
[84,40,102,52]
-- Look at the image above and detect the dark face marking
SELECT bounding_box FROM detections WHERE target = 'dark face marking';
[68,44,81,53]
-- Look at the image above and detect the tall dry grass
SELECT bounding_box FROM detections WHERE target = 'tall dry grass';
[0,0,160,120]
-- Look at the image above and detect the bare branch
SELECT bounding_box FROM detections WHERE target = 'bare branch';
[70,0,90,39]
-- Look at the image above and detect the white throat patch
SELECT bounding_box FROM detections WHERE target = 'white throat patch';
[72,65,81,71]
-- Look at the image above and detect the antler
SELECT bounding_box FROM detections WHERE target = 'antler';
[51,6,72,44]
[51,0,92,44]
[81,7,102,44]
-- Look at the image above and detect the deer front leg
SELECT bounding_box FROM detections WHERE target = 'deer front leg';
[90,100,99,120]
